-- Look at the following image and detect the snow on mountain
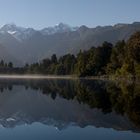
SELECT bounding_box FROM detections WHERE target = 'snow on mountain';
[13,28,36,41]
[7,31,17,35]
[0,24,36,41]
[0,23,78,41]
[0,22,140,66]
[1,24,26,32]
[41,23,78,35]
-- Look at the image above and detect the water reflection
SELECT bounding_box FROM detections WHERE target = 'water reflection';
[0,79,139,133]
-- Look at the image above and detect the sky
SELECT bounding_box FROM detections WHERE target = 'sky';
[0,0,139,29]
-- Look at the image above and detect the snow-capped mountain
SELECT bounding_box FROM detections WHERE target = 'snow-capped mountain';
[0,24,26,32]
[0,22,140,65]
[41,23,78,35]
[0,24,36,41]
[0,23,78,41]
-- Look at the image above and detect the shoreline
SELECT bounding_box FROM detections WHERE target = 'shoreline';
[0,74,78,79]
[0,74,139,83]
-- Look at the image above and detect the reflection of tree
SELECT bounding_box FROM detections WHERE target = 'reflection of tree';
[30,80,77,100]
[0,79,139,128]
[121,82,140,128]
[106,81,140,128]
[25,79,140,128]
[0,83,13,93]
[30,79,140,128]
[76,80,112,113]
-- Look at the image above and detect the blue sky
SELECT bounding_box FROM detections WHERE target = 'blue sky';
[0,0,139,29]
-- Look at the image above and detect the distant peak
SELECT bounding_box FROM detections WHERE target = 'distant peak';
[41,23,78,35]
[78,25,89,31]
[2,23,17,29]
[132,22,140,25]
[54,23,71,29]
[114,23,129,28]
[4,23,16,26]
[55,22,69,26]
[1,24,27,32]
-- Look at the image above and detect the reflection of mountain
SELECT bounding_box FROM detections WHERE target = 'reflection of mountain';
[0,79,139,132]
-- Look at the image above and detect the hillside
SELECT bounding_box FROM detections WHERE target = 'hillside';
[0,22,140,65]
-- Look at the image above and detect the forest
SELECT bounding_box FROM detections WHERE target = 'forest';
[0,31,140,78]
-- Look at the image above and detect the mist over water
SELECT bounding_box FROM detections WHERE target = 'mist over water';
[0,75,77,79]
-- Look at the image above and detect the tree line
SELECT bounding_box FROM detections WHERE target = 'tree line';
[0,31,140,77]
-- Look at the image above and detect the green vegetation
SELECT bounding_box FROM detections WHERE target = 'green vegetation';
[0,31,140,78]
[25,32,140,78]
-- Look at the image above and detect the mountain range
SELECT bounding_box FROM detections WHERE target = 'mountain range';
[0,22,140,66]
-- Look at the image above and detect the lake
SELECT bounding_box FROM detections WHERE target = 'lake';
[0,78,140,140]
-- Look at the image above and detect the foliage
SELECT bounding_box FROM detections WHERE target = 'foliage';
[0,31,140,78]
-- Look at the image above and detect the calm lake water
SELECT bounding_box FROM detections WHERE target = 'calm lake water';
[0,78,140,140]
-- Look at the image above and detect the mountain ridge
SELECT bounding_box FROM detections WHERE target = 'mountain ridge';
[0,22,140,66]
